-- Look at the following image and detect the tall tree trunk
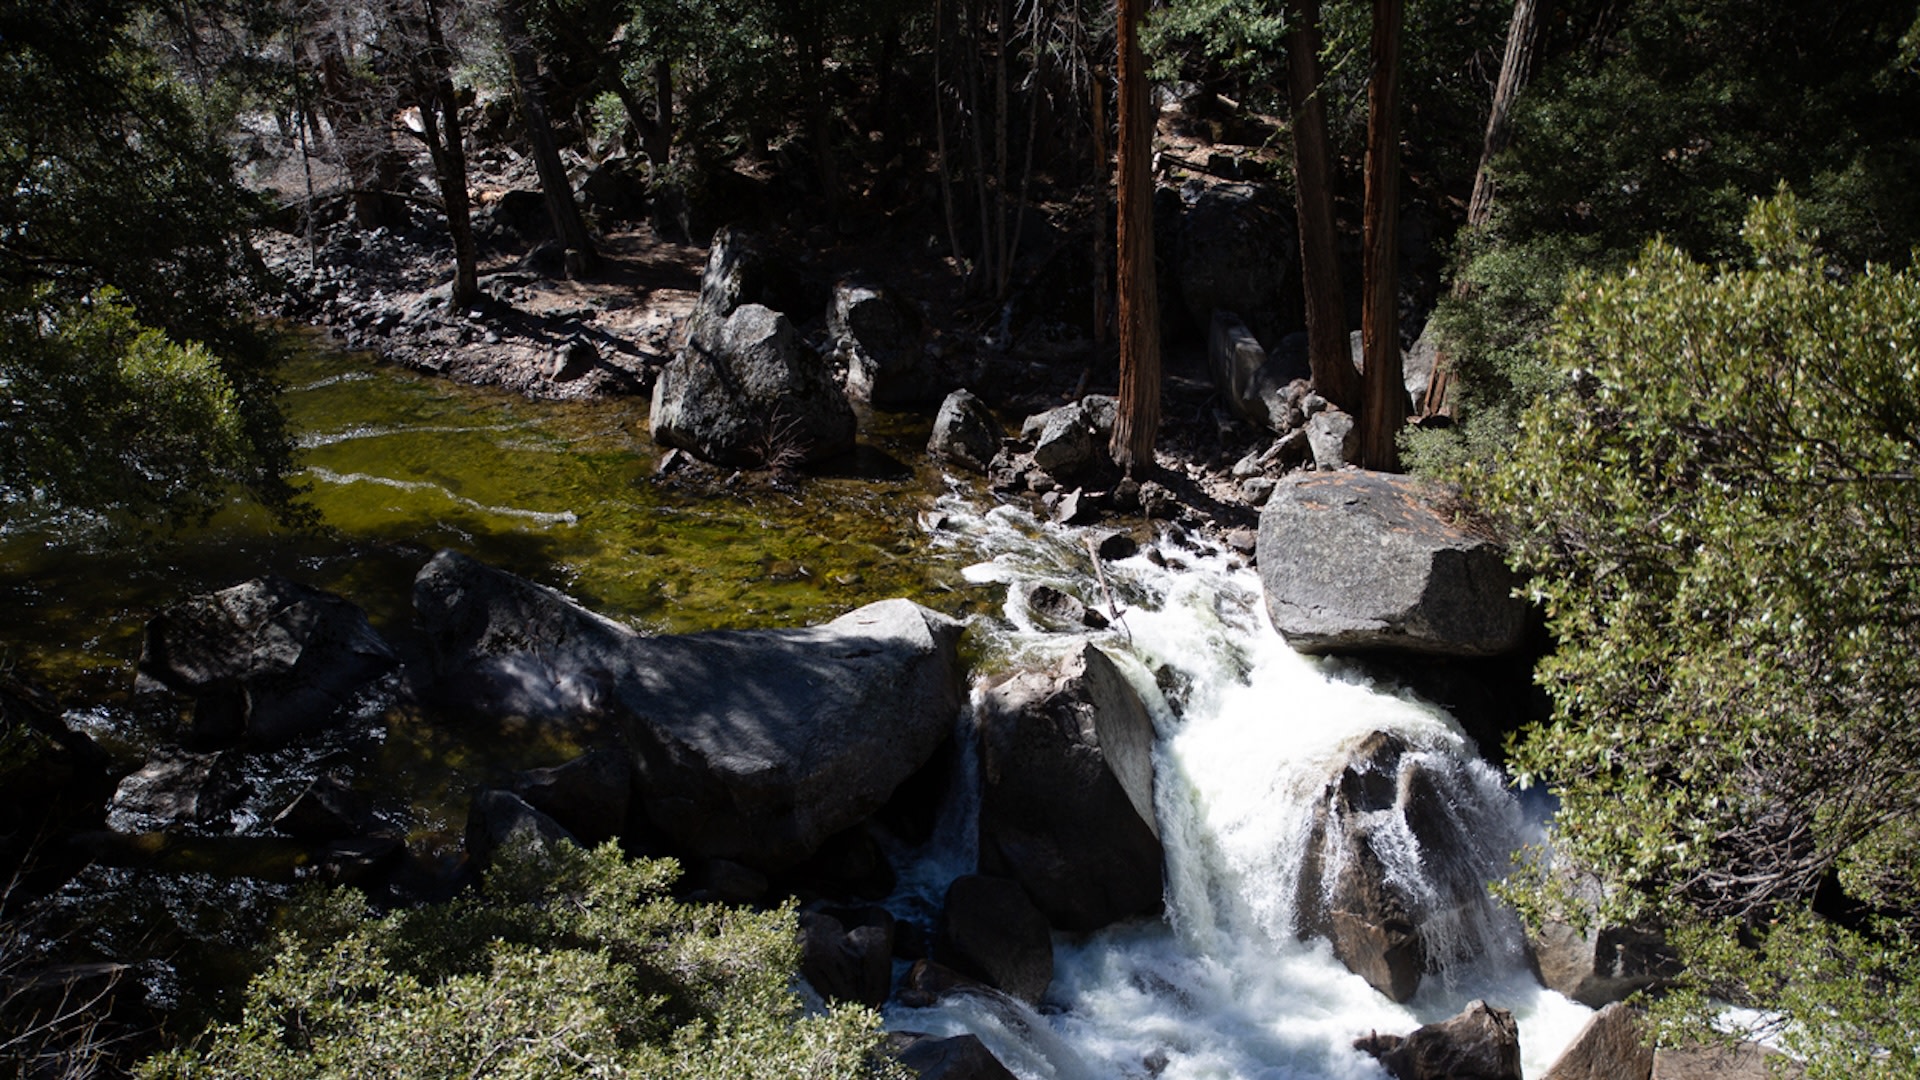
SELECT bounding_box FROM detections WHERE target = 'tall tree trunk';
[1110,0,1160,475]
[1285,0,1361,414]
[1090,58,1111,344]
[406,0,478,309]
[1466,0,1552,230]
[1358,0,1406,472]
[498,0,600,278]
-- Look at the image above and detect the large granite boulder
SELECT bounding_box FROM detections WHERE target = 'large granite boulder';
[976,643,1164,932]
[1356,1000,1522,1080]
[137,577,397,746]
[1256,471,1527,656]
[1295,732,1526,1002]
[1531,917,1680,1008]
[414,551,964,872]
[681,225,816,349]
[1208,311,1310,432]
[108,748,245,832]
[650,302,856,467]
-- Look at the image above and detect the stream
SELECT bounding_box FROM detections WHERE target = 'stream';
[2,346,1591,1075]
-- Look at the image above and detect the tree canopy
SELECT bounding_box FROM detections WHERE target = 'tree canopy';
[0,0,305,530]
[1486,192,1920,1077]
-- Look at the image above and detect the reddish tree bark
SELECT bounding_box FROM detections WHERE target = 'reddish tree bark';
[1109,0,1160,476]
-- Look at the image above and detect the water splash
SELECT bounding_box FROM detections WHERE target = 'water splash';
[891,492,1591,1078]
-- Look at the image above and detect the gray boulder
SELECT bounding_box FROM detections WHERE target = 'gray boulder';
[800,906,896,1007]
[1022,401,1102,478]
[506,748,632,848]
[938,874,1053,1005]
[1542,1003,1654,1080]
[650,302,857,467]
[466,788,575,865]
[833,281,942,407]
[1295,732,1526,1002]
[1256,471,1527,656]
[928,389,1003,473]
[1304,407,1357,470]
[1356,1000,1521,1080]
[976,643,1164,932]
[414,551,964,872]
[137,577,397,746]
[1208,311,1310,432]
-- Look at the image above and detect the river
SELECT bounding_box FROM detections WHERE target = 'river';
[2,346,1590,1076]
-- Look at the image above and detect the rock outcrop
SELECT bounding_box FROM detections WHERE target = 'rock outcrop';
[1256,471,1526,656]
[414,551,964,872]
[976,643,1164,932]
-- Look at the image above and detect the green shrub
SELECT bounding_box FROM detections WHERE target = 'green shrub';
[1484,190,1920,1078]
[138,840,908,1080]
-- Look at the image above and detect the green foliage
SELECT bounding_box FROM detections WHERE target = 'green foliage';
[138,840,908,1080]
[1484,191,1920,1074]
[0,0,305,528]
[0,289,257,528]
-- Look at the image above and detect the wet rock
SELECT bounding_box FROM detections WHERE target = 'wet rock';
[415,551,965,873]
[834,280,942,407]
[887,1032,1020,1080]
[1257,471,1527,656]
[1209,311,1309,432]
[505,748,631,847]
[1356,999,1521,1080]
[109,749,246,831]
[650,303,856,467]
[1090,530,1138,561]
[896,958,993,1007]
[937,874,1053,1005]
[271,776,375,842]
[927,389,1003,473]
[1024,584,1107,631]
[1295,732,1526,1002]
[800,905,895,1007]
[137,577,397,746]
[1542,1002,1654,1080]
[977,643,1163,932]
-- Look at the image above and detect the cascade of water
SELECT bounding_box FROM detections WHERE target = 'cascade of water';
[887,493,1591,1079]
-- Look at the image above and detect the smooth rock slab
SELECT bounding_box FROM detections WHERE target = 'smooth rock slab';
[1256,471,1526,656]
[414,551,964,872]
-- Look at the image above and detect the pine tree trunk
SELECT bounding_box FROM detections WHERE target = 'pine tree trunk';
[1466,0,1551,230]
[498,0,600,278]
[1359,0,1405,471]
[1110,0,1160,475]
[1285,0,1361,415]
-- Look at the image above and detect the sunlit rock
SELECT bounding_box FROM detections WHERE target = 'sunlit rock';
[1256,470,1526,656]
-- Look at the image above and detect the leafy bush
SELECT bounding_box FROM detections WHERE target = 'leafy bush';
[1483,191,1920,1078]
[138,840,908,1080]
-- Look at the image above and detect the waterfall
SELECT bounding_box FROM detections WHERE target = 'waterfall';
[886,494,1592,1079]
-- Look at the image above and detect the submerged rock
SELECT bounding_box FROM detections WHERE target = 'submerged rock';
[137,577,397,746]
[1256,471,1526,656]
[414,551,964,872]
[976,643,1163,932]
